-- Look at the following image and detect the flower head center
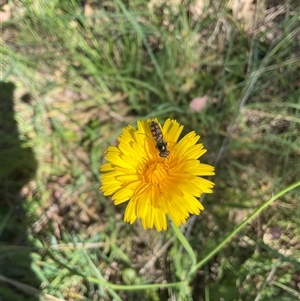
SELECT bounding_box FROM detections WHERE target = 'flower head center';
[140,161,169,185]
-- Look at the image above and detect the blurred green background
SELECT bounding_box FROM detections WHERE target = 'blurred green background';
[1,0,300,300]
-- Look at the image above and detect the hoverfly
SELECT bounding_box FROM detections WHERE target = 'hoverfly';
[149,120,170,157]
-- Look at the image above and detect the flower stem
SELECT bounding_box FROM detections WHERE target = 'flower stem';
[171,221,197,266]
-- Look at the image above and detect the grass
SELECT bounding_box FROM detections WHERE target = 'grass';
[1,0,300,300]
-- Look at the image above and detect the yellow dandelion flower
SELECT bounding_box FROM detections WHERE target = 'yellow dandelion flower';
[100,118,215,231]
